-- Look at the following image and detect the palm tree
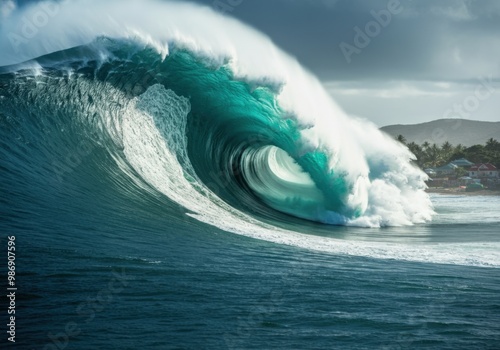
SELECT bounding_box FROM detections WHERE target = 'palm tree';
[442,141,452,153]
[455,144,465,153]
[407,142,423,166]
[425,143,444,168]
[486,138,500,151]
[441,141,453,162]
[449,143,466,162]
[396,134,407,145]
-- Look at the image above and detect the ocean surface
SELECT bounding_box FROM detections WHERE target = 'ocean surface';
[2,189,500,349]
[1,1,499,349]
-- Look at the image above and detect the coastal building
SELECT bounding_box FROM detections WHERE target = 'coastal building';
[450,158,474,168]
[424,168,436,176]
[469,163,499,179]
[434,163,458,176]
[458,176,475,185]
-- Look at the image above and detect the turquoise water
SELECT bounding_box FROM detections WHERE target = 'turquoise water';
[1,39,499,349]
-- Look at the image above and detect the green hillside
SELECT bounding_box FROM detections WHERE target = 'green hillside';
[381,119,500,147]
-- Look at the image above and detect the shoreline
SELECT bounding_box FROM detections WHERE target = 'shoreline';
[426,188,500,196]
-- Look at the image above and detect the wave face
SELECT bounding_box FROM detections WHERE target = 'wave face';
[0,0,433,234]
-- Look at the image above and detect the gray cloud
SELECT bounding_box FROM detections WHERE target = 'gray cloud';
[15,0,500,81]
[188,0,500,82]
[189,0,500,125]
[13,0,499,125]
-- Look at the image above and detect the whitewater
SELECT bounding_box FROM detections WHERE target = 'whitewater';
[0,0,434,222]
[1,0,499,268]
[1,1,500,349]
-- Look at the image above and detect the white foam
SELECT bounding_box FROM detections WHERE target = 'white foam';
[113,84,498,268]
[0,0,436,227]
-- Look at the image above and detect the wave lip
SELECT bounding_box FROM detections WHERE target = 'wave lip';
[0,0,434,228]
[5,0,500,269]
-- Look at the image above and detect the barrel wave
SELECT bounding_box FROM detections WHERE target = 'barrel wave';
[0,0,433,237]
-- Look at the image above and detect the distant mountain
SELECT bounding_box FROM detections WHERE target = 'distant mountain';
[381,119,500,147]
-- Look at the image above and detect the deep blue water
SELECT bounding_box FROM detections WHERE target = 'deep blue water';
[2,185,500,349]
[0,35,499,350]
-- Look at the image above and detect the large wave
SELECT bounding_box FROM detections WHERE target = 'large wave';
[1,1,435,233]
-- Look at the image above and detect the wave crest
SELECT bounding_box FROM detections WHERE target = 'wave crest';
[0,0,433,228]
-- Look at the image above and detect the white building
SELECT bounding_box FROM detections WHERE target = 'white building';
[469,163,499,179]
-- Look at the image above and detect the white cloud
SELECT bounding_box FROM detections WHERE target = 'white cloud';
[323,81,456,99]
[322,79,500,126]
[0,0,16,18]
[399,0,477,21]
[430,2,475,21]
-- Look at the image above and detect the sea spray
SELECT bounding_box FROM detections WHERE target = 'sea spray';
[0,0,433,229]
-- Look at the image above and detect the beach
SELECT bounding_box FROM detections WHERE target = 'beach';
[426,187,500,196]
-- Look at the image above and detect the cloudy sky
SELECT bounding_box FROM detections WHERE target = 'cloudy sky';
[4,0,500,126]
[186,0,500,126]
